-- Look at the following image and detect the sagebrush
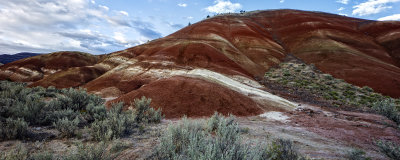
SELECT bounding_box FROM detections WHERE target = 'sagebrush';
[150,112,305,160]
[0,80,163,141]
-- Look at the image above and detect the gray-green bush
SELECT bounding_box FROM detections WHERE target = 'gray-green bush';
[60,88,104,111]
[110,139,130,153]
[90,103,132,141]
[42,109,79,126]
[0,141,122,160]
[376,140,400,160]
[0,143,28,160]
[85,103,107,122]
[372,99,400,125]
[54,117,80,138]
[63,142,118,160]
[0,80,162,141]
[0,118,28,140]
[0,80,106,125]
[151,113,305,160]
[133,97,163,124]
[90,97,163,141]
[259,139,306,160]
[345,149,371,160]
[28,151,54,160]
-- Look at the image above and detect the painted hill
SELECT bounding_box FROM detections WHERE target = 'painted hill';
[0,52,41,64]
[0,51,102,83]
[1,9,400,118]
[2,9,400,159]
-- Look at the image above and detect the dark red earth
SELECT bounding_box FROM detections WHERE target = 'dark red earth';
[108,76,264,118]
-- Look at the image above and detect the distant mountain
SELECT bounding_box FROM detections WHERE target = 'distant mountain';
[0,52,41,64]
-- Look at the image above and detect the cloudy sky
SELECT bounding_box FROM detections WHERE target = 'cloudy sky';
[0,0,399,55]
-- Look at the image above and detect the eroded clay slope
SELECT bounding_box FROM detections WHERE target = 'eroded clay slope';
[88,10,400,100]
[0,51,100,82]
[1,9,400,117]
[249,10,400,97]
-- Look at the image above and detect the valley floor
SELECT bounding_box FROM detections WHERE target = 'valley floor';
[1,102,397,159]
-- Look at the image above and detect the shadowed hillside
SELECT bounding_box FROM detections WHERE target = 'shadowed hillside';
[0,52,40,64]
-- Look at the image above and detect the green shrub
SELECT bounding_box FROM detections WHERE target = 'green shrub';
[0,80,162,140]
[151,114,305,160]
[60,88,104,111]
[362,86,374,93]
[9,98,46,125]
[89,97,162,141]
[133,97,163,124]
[63,142,118,160]
[42,109,79,126]
[54,117,80,138]
[258,139,306,160]
[90,103,131,141]
[372,99,400,125]
[28,151,54,160]
[145,107,163,124]
[206,112,224,132]
[152,116,211,160]
[240,127,250,134]
[346,149,371,160]
[0,118,28,140]
[60,88,91,111]
[110,139,130,153]
[376,140,400,160]
[0,143,28,160]
[85,103,107,122]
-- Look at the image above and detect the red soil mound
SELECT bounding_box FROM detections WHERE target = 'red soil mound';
[0,51,100,82]
[29,66,107,88]
[108,76,263,118]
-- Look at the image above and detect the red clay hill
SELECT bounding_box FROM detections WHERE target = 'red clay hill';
[0,51,101,83]
[1,9,400,118]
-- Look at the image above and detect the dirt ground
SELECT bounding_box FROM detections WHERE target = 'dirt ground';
[1,101,397,159]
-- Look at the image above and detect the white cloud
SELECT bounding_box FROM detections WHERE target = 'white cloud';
[99,5,109,11]
[352,0,400,16]
[119,11,129,16]
[339,13,349,16]
[205,0,242,13]
[337,0,350,4]
[280,0,285,3]
[186,16,194,19]
[0,0,161,54]
[178,3,187,7]
[114,32,128,44]
[338,7,345,11]
[378,13,400,20]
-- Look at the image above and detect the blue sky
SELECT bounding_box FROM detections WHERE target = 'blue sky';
[0,0,399,54]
